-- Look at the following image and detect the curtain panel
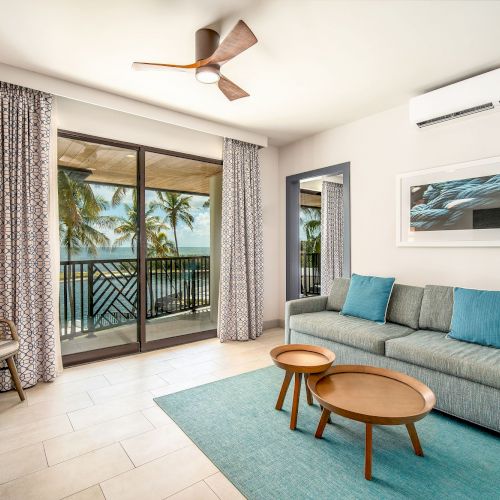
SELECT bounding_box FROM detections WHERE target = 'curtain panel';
[0,81,56,390]
[218,138,264,341]
[320,181,343,296]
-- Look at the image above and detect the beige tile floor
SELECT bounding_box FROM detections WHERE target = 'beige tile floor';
[0,328,284,500]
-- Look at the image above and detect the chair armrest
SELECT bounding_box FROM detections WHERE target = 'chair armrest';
[0,318,19,342]
[284,296,328,344]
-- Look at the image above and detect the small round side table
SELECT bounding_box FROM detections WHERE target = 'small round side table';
[270,344,335,430]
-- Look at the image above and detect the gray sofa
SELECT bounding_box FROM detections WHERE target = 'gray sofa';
[285,278,500,432]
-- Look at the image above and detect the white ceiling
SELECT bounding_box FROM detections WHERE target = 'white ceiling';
[1,0,500,146]
[301,175,343,192]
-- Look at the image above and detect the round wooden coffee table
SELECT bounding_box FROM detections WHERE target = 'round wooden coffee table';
[270,344,335,430]
[308,365,436,480]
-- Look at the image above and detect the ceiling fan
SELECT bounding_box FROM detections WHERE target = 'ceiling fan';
[132,20,257,101]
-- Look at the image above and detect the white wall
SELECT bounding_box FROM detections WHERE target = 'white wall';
[260,146,281,323]
[56,97,223,159]
[1,63,267,147]
[55,97,281,323]
[278,104,500,310]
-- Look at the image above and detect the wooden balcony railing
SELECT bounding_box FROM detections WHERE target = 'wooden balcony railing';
[60,256,210,339]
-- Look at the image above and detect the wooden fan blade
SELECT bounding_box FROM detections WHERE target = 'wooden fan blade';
[132,61,200,71]
[205,20,257,65]
[218,75,249,101]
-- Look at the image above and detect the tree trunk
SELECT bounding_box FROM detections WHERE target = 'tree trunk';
[173,225,179,256]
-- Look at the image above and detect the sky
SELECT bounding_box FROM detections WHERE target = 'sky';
[92,184,210,249]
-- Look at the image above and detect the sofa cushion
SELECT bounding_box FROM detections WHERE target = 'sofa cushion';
[419,285,454,332]
[386,284,424,330]
[326,277,350,311]
[386,330,500,390]
[289,310,413,355]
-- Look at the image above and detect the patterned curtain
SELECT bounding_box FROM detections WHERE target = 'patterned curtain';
[218,138,264,341]
[0,82,56,390]
[320,181,343,296]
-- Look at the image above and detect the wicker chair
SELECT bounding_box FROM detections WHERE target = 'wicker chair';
[0,318,25,401]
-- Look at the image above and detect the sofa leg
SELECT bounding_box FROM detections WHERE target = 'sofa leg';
[6,356,25,401]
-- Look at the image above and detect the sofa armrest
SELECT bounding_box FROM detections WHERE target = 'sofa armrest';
[284,296,328,344]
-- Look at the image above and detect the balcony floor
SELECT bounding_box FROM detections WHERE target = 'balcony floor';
[61,309,217,356]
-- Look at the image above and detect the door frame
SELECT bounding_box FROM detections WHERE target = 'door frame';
[58,130,222,366]
[285,162,351,301]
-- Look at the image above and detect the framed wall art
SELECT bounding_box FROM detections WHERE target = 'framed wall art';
[397,156,500,247]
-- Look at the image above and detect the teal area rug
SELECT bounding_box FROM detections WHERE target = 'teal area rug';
[155,366,500,500]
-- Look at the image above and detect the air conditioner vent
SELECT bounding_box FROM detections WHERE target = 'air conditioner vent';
[416,102,494,128]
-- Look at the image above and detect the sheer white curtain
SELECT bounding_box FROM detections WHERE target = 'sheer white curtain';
[320,181,343,296]
[218,138,263,342]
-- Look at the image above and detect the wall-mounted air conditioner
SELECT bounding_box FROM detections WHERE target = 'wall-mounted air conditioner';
[409,68,500,128]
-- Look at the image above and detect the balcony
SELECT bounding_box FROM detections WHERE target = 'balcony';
[301,252,321,296]
[60,255,213,354]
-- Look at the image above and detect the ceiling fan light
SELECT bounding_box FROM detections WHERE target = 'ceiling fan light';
[195,65,220,84]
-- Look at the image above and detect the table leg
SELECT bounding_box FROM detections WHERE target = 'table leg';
[365,423,373,480]
[319,405,333,423]
[315,408,331,438]
[290,372,302,430]
[406,423,424,456]
[304,374,313,405]
[275,371,293,410]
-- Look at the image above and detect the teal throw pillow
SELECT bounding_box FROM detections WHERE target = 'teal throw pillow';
[449,287,500,348]
[341,274,395,324]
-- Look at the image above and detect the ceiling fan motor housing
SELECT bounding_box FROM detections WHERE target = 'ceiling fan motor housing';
[133,20,254,99]
[195,28,220,82]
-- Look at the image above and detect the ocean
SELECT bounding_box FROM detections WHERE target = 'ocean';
[60,246,210,261]
[59,246,211,335]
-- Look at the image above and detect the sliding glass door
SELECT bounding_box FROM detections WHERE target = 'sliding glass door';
[57,132,221,365]
[144,151,221,346]
[58,134,140,362]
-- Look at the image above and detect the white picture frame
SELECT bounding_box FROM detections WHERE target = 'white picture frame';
[396,156,500,247]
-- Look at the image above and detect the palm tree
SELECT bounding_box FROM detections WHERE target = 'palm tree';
[112,188,175,257]
[151,192,194,256]
[58,170,116,328]
[113,198,164,250]
[300,207,321,254]
[111,185,128,207]
[58,170,115,260]
[148,231,176,258]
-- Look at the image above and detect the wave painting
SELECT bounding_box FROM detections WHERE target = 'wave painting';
[410,174,500,232]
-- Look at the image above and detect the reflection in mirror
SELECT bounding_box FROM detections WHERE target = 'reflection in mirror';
[299,174,344,297]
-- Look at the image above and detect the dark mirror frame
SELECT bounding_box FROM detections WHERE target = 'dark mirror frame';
[285,162,351,301]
